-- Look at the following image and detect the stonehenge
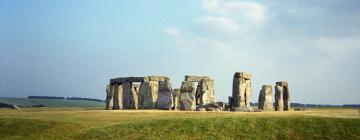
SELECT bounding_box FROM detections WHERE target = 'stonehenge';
[106,76,172,110]
[105,73,291,112]
[258,85,273,111]
[229,72,253,111]
[275,81,290,111]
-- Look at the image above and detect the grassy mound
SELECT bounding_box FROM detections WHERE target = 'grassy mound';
[82,117,360,140]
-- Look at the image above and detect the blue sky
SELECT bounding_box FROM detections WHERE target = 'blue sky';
[1,0,360,104]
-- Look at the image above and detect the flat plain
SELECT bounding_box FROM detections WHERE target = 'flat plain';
[0,108,359,140]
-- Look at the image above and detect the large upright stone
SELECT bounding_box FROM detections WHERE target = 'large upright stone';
[199,79,215,105]
[180,81,196,111]
[138,81,158,109]
[258,85,273,111]
[275,81,290,111]
[173,89,181,110]
[113,84,123,109]
[156,81,173,110]
[105,84,113,110]
[123,82,138,109]
[232,72,252,108]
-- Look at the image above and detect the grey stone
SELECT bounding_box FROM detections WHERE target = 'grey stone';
[11,105,21,110]
[185,75,210,82]
[199,80,215,105]
[110,77,148,84]
[275,85,284,111]
[113,84,123,110]
[122,82,139,109]
[180,81,196,111]
[148,76,170,82]
[173,89,181,110]
[276,81,288,87]
[196,107,206,111]
[258,85,273,111]
[138,81,158,109]
[231,106,254,112]
[232,73,252,108]
[156,81,173,110]
[204,103,222,111]
[275,82,290,111]
[234,72,252,79]
[105,84,114,110]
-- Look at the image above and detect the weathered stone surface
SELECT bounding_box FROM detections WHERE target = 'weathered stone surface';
[110,77,148,84]
[231,106,254,112]
[180,81,196,111]
[258,85,273,111]
[105,84,114,110]
[196,107,206,111]
[185,75,210,82]
[180,81,195,92]
[148,76,170,82]
[275,85,284,111]
[228,96,233,108]
[173,89,181,110]
[199,80,215,105]
[123,82,138,109]
[138,81,158,109]
[234,72,252,79]
[113,84,123,110]
[216,102,225,109]
[232,73,252,108]
[275,82,290,111]
[204,103,222,111]
[283,86,290,111]
[276,81,288,87]
[156,81,173,110]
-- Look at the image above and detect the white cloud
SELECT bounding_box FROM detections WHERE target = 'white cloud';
[194,16,245,34]
[202,0,268,24]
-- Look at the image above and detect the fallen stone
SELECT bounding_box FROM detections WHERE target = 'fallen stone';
[231,106,254,112]
[11,105,21,110]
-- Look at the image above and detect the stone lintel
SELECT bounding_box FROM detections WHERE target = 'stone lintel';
[234,72,251,79]
[148,76,170,82]
[185,75,210,82]
[110,77,148,84]
[276,81,288,87]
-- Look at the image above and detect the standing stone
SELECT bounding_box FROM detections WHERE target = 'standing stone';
[275,85,284,111]
[138,81,158,109]
[180,81,196,111]
[173,89,181,110]
[258,85,273,111]
[123,82,138,109]
[195,83,202,105]
[275,81,290,111]
[199,79,215,105]
[156,81,173,110]
[232,72,252,108]
[113,84,123,110]
[105,84,114,110]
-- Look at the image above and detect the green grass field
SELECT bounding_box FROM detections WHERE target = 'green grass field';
[0,108,359,140]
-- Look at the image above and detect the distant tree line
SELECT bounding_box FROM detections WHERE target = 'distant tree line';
[66,97,104,102]
[28,96,65,99]
[28,96,104,102]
